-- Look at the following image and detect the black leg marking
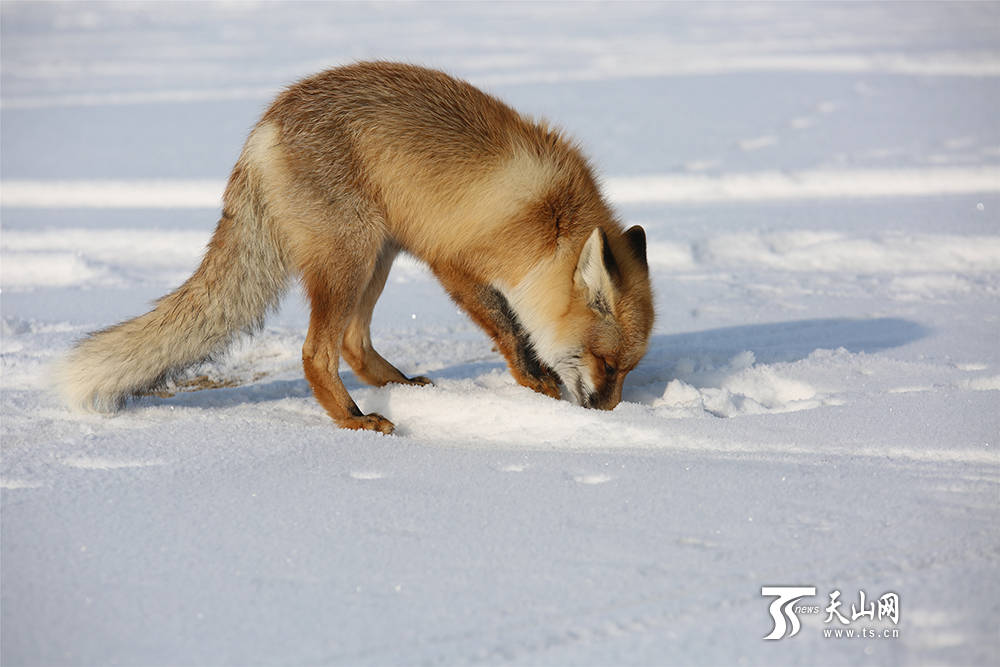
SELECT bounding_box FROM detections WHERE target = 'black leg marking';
[478,286,558,383]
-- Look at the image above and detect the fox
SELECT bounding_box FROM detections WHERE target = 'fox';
[58,62,654,434]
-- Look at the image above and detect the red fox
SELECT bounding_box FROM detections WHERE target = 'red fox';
[59,62,654,434]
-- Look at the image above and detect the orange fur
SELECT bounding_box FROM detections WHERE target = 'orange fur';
[58,62,654,433]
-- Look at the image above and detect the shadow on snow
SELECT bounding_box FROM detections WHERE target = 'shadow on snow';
[138,317,927,412]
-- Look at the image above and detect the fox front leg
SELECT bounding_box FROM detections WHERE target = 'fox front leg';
[505,329,562,399]
[432,266,561,398]
[473,286,562,399]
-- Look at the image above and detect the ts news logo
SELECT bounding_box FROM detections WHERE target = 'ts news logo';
[762,585,901,640]
[761,586,817,640]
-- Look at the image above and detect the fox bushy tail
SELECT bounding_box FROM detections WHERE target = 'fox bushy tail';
[58,153,290,412]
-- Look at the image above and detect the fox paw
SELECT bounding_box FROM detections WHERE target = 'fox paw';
[518,369,561,399]
[386,375,432,387]
[340,413,395,435]
[533,373,562,399]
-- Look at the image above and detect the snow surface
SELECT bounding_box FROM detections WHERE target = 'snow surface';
[2,2,999,665]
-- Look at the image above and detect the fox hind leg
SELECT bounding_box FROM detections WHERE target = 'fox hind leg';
[292,194,399,434]
[342,242,432,388]
[301,265,395,434]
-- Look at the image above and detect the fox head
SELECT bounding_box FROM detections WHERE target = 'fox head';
[505,224,653,410]
[559,225,653,409]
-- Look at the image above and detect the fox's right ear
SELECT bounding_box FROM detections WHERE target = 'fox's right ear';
[575,228,619,316]
[624,225,648,271]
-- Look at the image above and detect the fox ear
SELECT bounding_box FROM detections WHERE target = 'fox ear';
[624,225,648,271]
[575,228,619,315]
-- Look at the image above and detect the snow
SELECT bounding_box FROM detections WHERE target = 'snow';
[2,2,998,665]
[7,167,1000,207]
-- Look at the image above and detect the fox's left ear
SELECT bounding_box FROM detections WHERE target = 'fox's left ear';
[575,228,620,315]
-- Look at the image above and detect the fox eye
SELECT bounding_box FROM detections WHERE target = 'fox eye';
[603,359,617,377]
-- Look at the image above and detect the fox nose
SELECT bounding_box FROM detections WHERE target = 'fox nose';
[583,375,625,410]
[584,392,620,410]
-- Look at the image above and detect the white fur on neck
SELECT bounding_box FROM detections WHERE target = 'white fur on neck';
[495,262,595,405]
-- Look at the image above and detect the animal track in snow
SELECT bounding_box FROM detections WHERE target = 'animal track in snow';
[888,386,932,394]
[683,158,722,172]
[61,457,167,470]
[962,375,1000,391]
[955,362,988,372]
[738,135,778,151]
[572,473,613,485]
[1,478,43,489]
[349,471,386,480]
[816,100,838,114]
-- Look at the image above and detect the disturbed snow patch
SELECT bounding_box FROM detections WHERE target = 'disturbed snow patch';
[650,351,822,418]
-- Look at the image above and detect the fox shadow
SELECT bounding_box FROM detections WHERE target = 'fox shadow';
[432,317,928,396]
[649,316,927,362]
[139,316,926,412]
[625,316,928,399]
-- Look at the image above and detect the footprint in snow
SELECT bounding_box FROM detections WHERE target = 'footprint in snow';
[737,135,778,152]
[349,471,386,480]
[955,362,988,371]
[887,386,932,394]
[572,473,613,485]
[61,457,167,470]
[1,478,44,489]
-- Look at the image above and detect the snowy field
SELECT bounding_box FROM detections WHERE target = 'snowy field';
[2,2,999,665]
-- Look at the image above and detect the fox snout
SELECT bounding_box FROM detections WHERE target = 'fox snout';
[564,361,627,411]
[581,391,620,411]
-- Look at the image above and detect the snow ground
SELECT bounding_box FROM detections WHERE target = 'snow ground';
[2,2,999,665]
